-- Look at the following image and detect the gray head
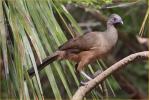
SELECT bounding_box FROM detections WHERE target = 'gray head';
[107,14,123,25]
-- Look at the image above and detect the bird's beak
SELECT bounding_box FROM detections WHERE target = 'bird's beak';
[120,20,123,24]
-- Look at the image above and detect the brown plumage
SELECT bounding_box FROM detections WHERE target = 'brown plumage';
[28,14,123,79]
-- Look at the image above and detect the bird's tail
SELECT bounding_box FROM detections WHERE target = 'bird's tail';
[28,53,59,77]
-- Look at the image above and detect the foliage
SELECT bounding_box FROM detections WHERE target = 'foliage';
[0,0,112,99]
[0,0,148,99]
[60,0,112,8]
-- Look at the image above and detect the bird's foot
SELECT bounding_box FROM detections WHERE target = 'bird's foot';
[80,77,92,86]
[80,81,88,86]
[79,71,93,86]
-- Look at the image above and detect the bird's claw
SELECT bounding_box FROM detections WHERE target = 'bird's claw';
[80,81,88,86]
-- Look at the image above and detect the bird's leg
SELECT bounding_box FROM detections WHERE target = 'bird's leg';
[80,71,92,85]
[76,56,93,85]
[80,71,92,80]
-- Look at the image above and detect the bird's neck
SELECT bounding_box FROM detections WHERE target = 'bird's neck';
[105,23,118,45]
[106,23,117,33]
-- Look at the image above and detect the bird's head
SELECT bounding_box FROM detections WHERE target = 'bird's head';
[107,14,123,25]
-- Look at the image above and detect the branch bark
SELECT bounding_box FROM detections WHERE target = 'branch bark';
[72,51,149,100]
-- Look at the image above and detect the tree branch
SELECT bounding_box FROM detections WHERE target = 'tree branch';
[72,51,149,100]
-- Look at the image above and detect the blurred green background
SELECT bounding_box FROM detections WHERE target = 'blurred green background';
[0,0,148,99]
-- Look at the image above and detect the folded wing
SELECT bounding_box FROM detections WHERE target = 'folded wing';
[59,32,102,52]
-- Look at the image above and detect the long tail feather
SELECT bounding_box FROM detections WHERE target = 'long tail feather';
[28,53,58,77]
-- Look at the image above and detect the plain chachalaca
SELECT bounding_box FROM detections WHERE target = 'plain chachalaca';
[28,14,123,80]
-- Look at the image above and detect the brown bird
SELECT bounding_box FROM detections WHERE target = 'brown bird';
[28,14,123,81]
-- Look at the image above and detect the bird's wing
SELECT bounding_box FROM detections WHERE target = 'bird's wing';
[59,32,102,51]
[59,37,80,50]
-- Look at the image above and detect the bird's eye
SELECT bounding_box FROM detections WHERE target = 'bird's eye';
[113,18,117,21]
